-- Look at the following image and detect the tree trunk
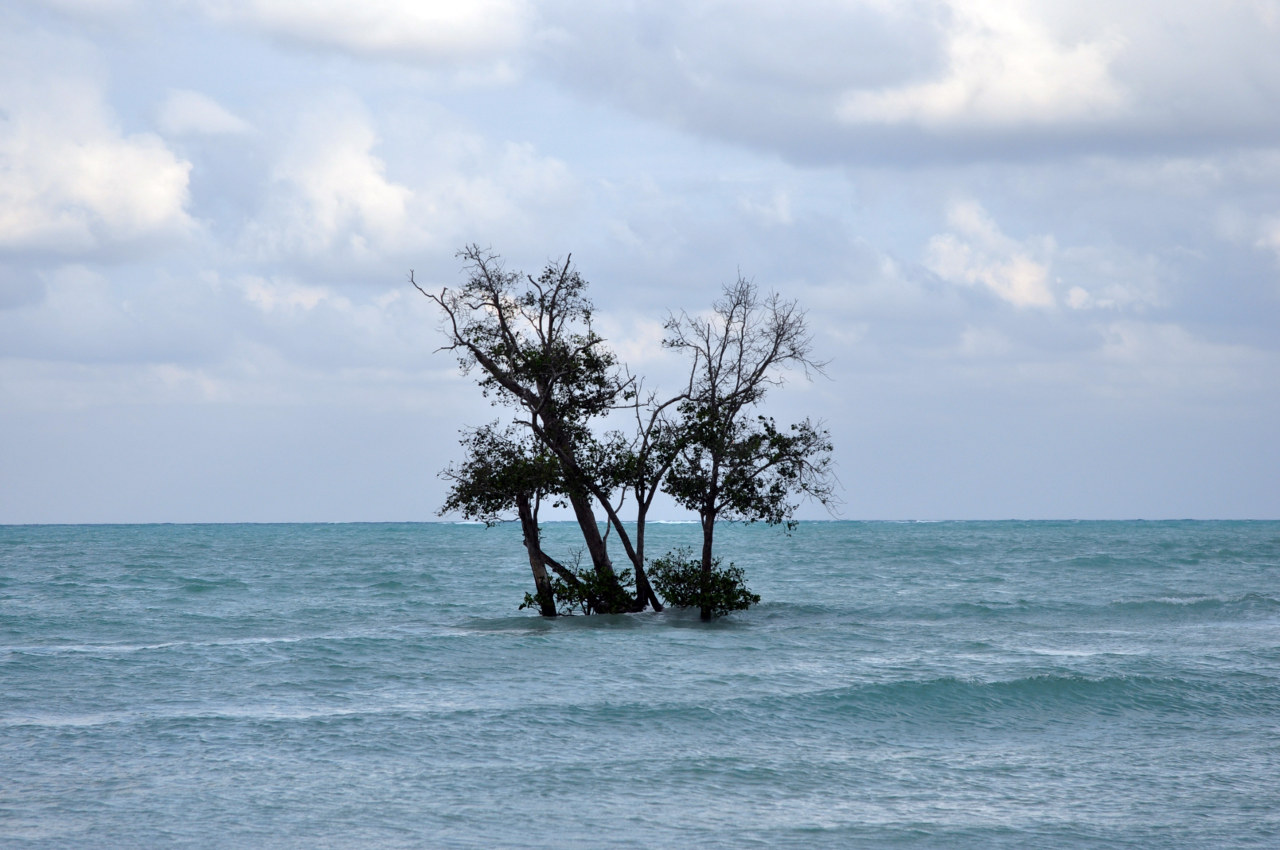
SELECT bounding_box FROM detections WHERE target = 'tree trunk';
[566,489,610,574]
[700,510,716,621]
[565,488,634,613]
[634,562,662,613]
[540,420,633,613]
[516,495,557,617]
[630,503,663,612]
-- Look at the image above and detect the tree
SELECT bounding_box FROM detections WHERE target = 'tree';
[416,248,834,618]
[662,277,836,620]
[414,246,666,614]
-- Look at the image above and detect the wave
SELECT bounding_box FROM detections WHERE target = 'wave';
[918,592,1278,621]
[0,631,379,658]
[0,702,456,730]
[799,593,1280,626]
[1105,592,1280,619]
[176,576,249,593]
[8,668,1276,750]
[782,672,1280,724]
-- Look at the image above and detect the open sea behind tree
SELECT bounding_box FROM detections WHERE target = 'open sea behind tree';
[2,520,1278,849]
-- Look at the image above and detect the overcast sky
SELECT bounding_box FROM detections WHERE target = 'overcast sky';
[3,0,1279,523]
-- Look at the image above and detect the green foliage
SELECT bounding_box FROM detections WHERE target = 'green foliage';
[440,423,562,524]
[648,547,760,618]
[521,565,636,616]
[665,410,833,531]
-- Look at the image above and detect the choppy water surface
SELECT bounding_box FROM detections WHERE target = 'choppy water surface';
[2,521,1278,848]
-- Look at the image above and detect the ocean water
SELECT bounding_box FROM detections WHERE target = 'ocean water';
[2,521,1278,849]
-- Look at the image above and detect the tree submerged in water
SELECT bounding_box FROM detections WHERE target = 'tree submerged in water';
[413,245,835,619]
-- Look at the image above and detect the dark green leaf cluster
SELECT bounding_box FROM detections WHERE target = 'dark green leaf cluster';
[522,565,637,616]
[666,411,834,530]
[440,423,561,525]
[648,547,760,618]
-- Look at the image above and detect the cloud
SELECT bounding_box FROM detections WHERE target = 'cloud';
[0,263,46,309]
[533,0,941,158]
[19,0,142,17]
[533,0,1280,165]
[1094,320,1274,397]
[197,0,533,64]
[738,188,793,227]
[1257,217,1280,264]
[5,0,1279,523]
[158,89,253,136]
[245,98,413,265]
[241,94,577,273]
[0,52,193,256]
[925,200,1055,307]
[837,0,1126,129]
[0,260,450,410]
[0,265,221,365]
[1055,245,1162,312]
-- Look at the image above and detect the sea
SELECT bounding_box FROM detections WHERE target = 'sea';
[1,520,1277,849]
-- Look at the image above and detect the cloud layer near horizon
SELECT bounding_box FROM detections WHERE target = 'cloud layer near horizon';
[3,0,1278,521]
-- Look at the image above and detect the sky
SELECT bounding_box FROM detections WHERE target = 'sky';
[2,0,1279,523]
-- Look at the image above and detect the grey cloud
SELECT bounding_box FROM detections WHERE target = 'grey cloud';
[0,266,227,365]
[0,264,46,309]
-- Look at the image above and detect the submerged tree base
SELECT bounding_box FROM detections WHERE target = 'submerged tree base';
[518,548,759,619]
[521,565,640,616]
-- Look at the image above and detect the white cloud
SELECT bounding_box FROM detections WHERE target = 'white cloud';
[0,261,448,409]
[0,65,193,255]
[925,200,1055,307]
[1066,286,1092,310]
[158,89,253,136]
[1055,244,1162,311]
[531,1,1280,165]
[239,275,331,313]
[595,312,677,376]
[242,95,577,270]
[198,0,532,64]
[838,0,1126,129]
[244,98,413,263]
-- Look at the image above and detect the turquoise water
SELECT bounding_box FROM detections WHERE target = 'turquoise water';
[2,521,1278,848]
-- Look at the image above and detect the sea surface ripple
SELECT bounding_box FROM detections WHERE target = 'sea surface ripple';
[2,521,1278,848]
